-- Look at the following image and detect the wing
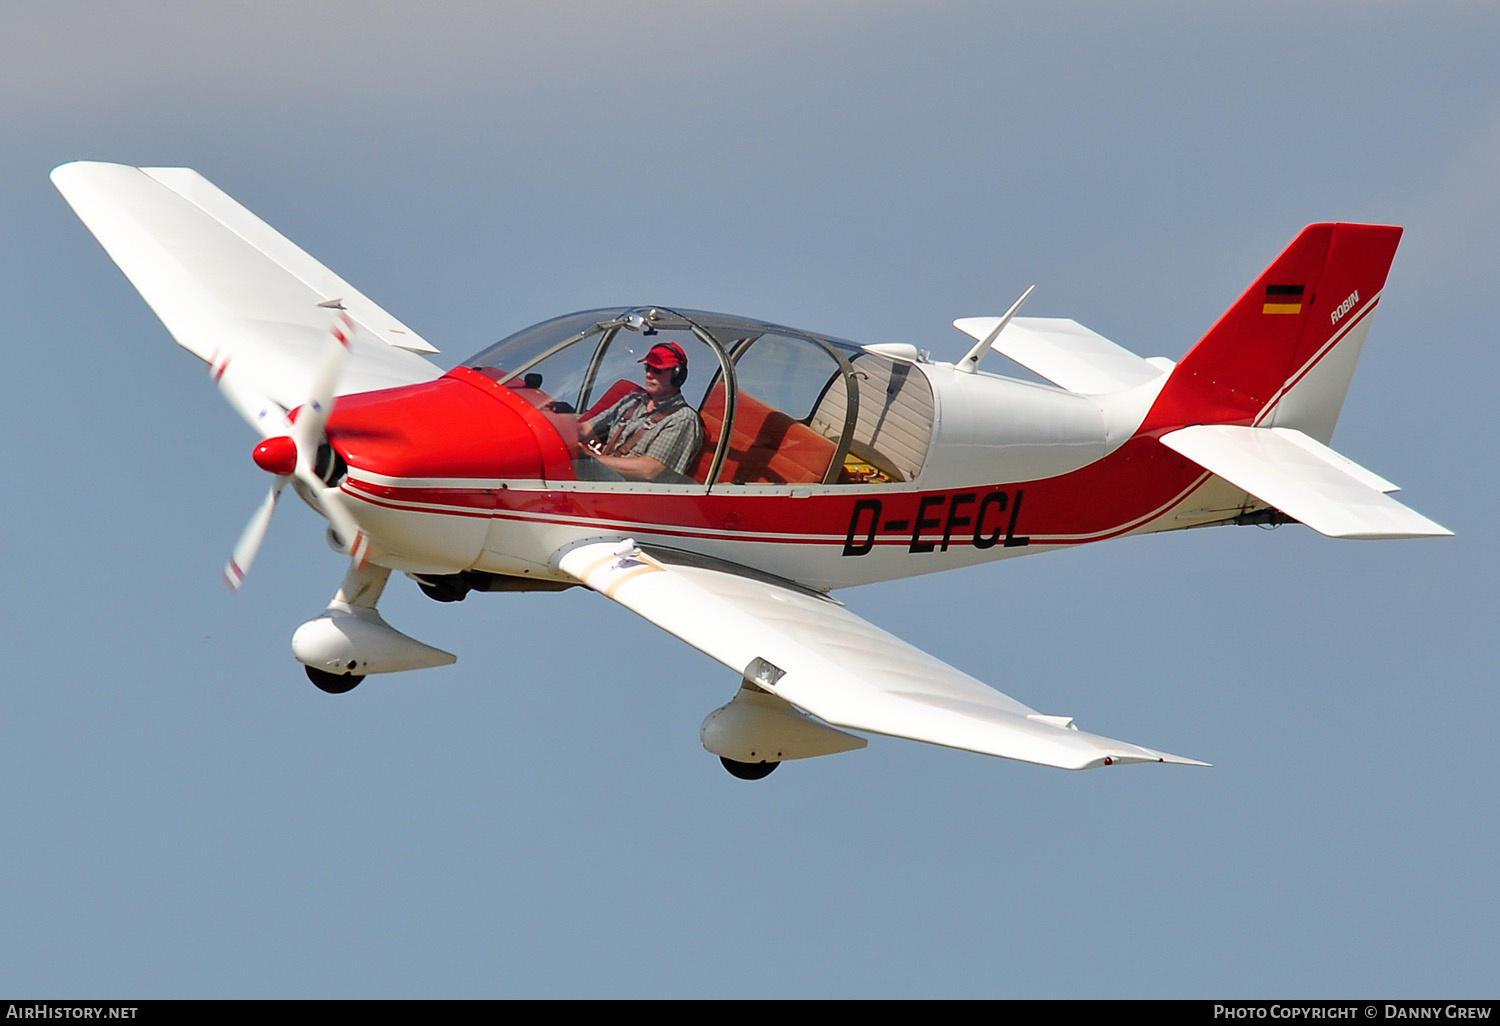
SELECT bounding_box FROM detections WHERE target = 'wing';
[555,541,1208,770]
[52,161,442,427]
[953,315,1172,394]
[1161,425,1451,540]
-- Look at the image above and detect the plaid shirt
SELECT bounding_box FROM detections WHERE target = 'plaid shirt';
[591,391,705,478]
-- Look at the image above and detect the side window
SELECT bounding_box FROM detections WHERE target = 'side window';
[580,329,716,417]
[713,334,847,486]
[810,352,933,483]
[732,334,843,423]
[573,328,720,485]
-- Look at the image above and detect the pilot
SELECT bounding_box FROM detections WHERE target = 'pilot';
[577,341,705,482]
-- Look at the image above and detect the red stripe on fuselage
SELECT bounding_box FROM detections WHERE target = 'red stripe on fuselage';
[343,427,1219,555]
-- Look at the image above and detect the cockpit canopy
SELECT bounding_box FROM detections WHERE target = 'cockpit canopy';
[463,307,935,487]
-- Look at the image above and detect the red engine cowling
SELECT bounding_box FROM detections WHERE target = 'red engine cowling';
[324,367,574,482]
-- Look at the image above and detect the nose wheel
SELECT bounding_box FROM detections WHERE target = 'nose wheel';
[305,666,364,694]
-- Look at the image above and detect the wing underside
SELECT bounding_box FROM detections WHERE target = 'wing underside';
[555,541,1208,771]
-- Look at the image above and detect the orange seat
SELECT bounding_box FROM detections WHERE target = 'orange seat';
[695,386,836,485]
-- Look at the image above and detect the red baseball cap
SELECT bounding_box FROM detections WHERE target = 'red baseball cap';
[639,342,687,370]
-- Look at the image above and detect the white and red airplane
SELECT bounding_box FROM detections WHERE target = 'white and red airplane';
[53,161,1450,779]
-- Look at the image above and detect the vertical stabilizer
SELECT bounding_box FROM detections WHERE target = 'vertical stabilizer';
[1142,223,1403,442]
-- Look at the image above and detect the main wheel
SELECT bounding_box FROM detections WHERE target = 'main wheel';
[720,756,779,780]
[416,576,469,603]
[305,666,365,694]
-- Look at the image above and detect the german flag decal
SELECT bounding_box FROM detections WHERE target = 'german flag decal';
[1263,283,1305,315]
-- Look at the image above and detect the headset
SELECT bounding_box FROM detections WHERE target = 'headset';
[649,342,689,388]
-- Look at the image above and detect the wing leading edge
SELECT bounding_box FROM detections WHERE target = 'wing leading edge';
[555,541,1208,771]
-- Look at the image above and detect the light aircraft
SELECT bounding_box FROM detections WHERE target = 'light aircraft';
[52,161,1450,779]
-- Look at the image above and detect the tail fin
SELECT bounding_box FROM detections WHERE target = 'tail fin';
[1143,223,1403,442]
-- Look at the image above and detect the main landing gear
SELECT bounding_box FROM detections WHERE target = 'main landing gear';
[719,757,779,780]
[305,666,365,694]
[702,680,866,780]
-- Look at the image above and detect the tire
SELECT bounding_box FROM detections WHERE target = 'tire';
[305,666,365,694]
[719,757,779,780]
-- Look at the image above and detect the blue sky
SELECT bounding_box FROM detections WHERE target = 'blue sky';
[2,2,1496,997]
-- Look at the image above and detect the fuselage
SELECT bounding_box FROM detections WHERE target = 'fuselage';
[321,307,1248,591]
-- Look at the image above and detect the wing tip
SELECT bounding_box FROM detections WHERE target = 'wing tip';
[50,159,133,184]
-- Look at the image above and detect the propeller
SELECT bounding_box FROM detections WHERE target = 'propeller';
[221,310,368,591]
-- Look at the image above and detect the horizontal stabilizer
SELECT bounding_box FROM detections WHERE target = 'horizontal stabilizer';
[1160,426,1451,539]
[556,541,1208,771]
[953,315,1170,394]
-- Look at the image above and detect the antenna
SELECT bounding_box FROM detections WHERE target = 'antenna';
[957,285,1035,374]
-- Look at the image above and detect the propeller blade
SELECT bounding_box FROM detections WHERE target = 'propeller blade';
[293,311,354,459]
[291,311,366,560]
[224,477,288,591]
[225,310,363,592]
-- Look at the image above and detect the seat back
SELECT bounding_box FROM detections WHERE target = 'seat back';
[695,385,836,485]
